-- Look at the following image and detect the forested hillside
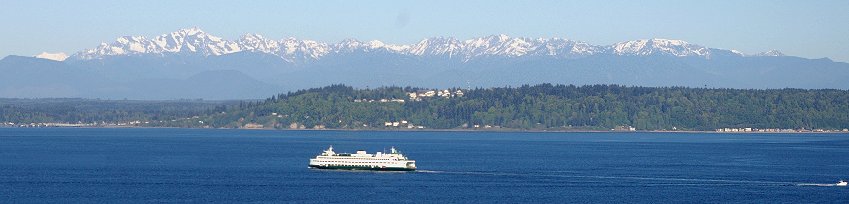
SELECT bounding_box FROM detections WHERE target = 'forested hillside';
[0,98,227,125]
[185,84,849,131]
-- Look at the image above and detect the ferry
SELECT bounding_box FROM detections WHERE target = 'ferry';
[308,146,416,171]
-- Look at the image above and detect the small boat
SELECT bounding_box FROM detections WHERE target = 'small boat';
[837,180,848,186]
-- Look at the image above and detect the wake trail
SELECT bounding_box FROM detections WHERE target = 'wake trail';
[417,170,821,186]
[796,183,846,187]
[413,170,444,173]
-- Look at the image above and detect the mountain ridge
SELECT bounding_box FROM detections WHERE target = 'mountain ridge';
[2,28,848,99]
[67,28,789,63]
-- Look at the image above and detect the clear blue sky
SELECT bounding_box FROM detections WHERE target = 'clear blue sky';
[2,0,848,62]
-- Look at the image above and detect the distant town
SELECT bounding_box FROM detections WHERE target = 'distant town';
[713,127,849,133]
[5,120,848,133]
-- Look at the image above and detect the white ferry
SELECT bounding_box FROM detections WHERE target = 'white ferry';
[308,146,416,171]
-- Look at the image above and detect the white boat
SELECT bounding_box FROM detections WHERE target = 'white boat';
[308,146,416,171]
[837,180,848,186]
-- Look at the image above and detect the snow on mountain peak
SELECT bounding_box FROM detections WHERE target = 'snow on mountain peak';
[69,28,774,62]
[730,49,746,56]
[530,38,602,57]
[497,34,510,42]
[72,27,245,60]
[408,37,463,56]
[757,49,785,57]
[367,40,386,49]
[161,28,238,55]
[333,38,366,53]
[238,33,278,53]
[263,37,330,61]
[35,52,69,61]
[178,27,205,36]
[612,38,710,57]
[459,34,537,59]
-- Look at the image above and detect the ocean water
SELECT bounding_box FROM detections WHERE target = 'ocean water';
[1,128,847,203]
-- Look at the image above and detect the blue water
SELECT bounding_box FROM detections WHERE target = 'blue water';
[1,128,848,203]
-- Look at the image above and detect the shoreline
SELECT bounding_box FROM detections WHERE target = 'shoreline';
[2,126,847,134]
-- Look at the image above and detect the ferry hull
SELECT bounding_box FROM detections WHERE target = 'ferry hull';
[309,165,415,171]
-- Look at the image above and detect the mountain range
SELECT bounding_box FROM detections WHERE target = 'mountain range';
[2,27,847,99]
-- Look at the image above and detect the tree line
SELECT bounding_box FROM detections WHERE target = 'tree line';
[0,98,227,125]
[186,84,849,131]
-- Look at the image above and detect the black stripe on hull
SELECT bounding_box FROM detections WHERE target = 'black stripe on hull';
[309,165,415,171]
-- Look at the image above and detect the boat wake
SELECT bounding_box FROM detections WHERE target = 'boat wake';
[796,183,841,187]
[797,181,848,187]
[414,170,444,173]
[415,170,838,187]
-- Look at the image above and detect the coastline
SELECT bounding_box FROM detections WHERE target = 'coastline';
[2,126,847,134]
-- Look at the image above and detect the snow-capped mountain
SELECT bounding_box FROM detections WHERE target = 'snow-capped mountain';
[756,50,786,57]
[10,27,843,99]
[69,27,783,62]
[73,27,241,60]
[528,38,603,58]
[610,38,712,57]
[237,33,280,54]
[237,34,330,62]
[34,52,68,61]
[461,34,532,58]
[407,37,464,57]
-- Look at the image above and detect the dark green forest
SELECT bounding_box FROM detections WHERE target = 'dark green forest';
[0,98,227,125]
[2,84,848,131]
[179,84,849,131]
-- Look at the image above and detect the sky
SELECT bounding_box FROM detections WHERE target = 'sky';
[1,0,848,62]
